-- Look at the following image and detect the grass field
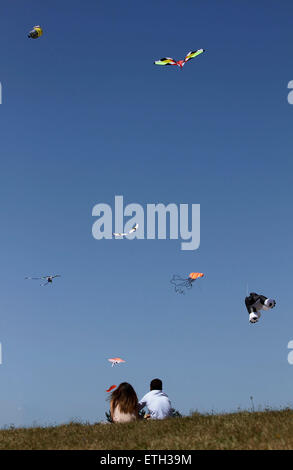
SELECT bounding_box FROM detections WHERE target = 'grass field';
[0,409,293,450]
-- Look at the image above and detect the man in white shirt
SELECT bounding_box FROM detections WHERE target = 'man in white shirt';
[138,378,172,420]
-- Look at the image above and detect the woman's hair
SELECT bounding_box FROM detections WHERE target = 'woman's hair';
[110,382,138,415]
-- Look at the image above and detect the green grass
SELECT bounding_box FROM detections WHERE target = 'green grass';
[1,409,293,450]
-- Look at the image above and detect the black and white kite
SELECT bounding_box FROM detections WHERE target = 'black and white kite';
[245,292,276,324]
[25,275,61,287]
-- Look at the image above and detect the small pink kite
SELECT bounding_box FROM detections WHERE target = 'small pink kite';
[108,357,126,367]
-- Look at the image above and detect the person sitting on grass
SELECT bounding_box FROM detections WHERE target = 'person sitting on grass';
[138,378,172,420]
[110,382,139,423]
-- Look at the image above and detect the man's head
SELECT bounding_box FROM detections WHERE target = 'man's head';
[150,378,162,391]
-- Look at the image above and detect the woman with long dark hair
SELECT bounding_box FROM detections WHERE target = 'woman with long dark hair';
[110,382,139,423]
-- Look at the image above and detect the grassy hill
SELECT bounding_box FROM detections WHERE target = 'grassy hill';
[0,409,293,450]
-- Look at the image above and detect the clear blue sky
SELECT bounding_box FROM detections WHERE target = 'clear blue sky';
[0,0,292,427]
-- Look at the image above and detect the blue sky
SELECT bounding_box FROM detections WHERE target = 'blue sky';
[0,0,292,427]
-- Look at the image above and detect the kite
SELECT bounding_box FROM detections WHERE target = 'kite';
[154,49,205,69]
[28,25,43,39]
[171,272,204,294]
[113,224,138,238]
[245,292,276,324]
[108,358,126,367]
[25,275,61,286]
[106,385,117,393]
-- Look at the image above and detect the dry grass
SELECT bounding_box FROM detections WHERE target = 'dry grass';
[0,409,293,450]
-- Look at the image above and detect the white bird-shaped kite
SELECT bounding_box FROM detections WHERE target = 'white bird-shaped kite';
[25,275,61,286]
[113,224,138,238]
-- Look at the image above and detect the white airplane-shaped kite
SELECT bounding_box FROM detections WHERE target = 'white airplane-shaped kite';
[25,275,61,286]
[113,224,138,238]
